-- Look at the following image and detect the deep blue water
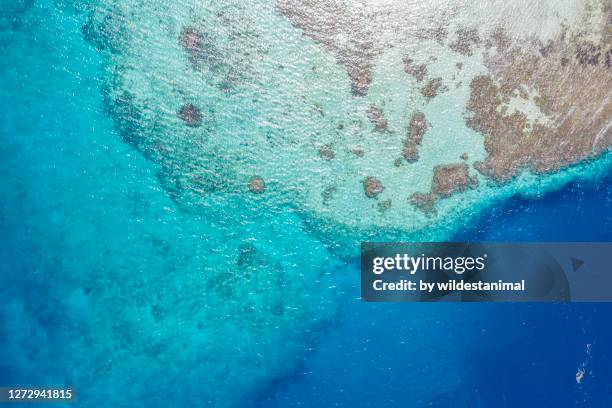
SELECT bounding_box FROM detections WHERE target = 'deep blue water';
[258,179,612,407]
[1,2,612,408]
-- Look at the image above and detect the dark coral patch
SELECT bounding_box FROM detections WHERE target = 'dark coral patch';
[409,164,478,213]
[575,42,601,66]
[403,112,427,162]
[319,144,335,160]
[403,57,428,82]
[421,78,443,100]
[363,176,384,198]
[367,106,389,132]
[449,27,481,56]
[180,26,206,54]
[248,176,266,194]
[431,163,478,197]
[178,103,203,127]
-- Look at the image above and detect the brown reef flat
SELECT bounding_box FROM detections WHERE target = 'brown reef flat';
[468,20,612,181]
[410,163,478,212]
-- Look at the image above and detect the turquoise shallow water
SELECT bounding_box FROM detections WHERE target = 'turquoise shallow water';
[1,1,612,407]
[1,3,344,406]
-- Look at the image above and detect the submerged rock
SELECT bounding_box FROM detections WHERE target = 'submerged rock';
[377,198,392,212]
[321,185,337,205]
[82,8,127,53]
[351,146,365,157]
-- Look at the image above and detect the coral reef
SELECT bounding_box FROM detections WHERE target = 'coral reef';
[468,23,612,181]
[363,176,384,198]
[410,164,478,212]
[178,103,203,128]
[367,105,389,132]
[248,175,266,193]
[403,57,428,82]
[403,112,427,162]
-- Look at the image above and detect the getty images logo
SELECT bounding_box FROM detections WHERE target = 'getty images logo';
[372,253,487,275]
